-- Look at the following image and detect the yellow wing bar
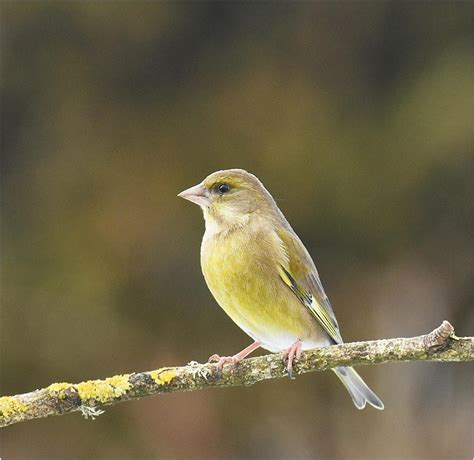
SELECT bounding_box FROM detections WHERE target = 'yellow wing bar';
[278,265,342,344]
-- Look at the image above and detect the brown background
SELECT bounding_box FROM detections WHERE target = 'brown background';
[1,2,473,459]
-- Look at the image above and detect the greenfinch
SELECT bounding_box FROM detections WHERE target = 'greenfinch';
[178,169,383,410]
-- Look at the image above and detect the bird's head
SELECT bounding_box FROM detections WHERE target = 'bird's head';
[178,169,277,231]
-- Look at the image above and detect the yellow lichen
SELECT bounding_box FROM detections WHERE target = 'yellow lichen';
[104,375,132,395]
[149,369,177,385]
[0,396,27,418]
[48,382,73,399]
[76,374,131,403]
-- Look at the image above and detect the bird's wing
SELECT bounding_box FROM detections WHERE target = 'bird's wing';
[276,227,343,344]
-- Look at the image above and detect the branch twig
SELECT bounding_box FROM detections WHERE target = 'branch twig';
[1,321,472,427]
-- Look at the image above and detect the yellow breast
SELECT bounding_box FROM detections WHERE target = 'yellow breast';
[200,226,322,351]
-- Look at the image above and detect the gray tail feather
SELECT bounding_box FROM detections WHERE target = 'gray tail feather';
[333,366,384,410]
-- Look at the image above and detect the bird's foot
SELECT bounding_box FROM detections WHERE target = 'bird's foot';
[208,341,261,371]
[282,339,302,379]
[208,354,241,370]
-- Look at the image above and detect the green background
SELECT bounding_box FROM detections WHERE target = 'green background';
[2,2,473,459]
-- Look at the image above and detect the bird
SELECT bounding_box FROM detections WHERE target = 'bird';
[178,168,384,410]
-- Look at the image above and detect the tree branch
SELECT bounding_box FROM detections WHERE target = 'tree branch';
[1,320,472,428]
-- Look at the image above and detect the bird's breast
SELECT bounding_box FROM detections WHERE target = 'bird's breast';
[201,228,279,310]
[200,227,324,351]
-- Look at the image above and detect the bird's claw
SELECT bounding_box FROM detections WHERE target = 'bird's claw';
[282,339,302,380]
[207,342,261,375]
[282,355,296,380]
[286,366,295,380]
[208,354,239,371]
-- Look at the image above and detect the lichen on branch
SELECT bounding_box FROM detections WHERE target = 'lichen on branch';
[1,321,472,428]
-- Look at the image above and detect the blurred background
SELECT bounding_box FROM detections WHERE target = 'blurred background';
[1,2,473,459]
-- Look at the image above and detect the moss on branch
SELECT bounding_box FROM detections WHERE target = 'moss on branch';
[1,321,472,428]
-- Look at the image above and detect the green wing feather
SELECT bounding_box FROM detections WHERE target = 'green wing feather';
[276,227,343,344]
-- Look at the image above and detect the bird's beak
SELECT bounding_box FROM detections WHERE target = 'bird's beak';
[177,183,211,207]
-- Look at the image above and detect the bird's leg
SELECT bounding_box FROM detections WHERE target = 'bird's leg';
[282,339,302,379]
[208,341,261,370]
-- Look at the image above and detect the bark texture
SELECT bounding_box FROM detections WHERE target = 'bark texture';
[1,321,472,428]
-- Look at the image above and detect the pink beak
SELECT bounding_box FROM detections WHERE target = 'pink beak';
[177,183,211,207]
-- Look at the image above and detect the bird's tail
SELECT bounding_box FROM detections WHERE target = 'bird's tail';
[333,366,384,410]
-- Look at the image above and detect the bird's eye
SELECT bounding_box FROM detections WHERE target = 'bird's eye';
[217,183,230,194]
